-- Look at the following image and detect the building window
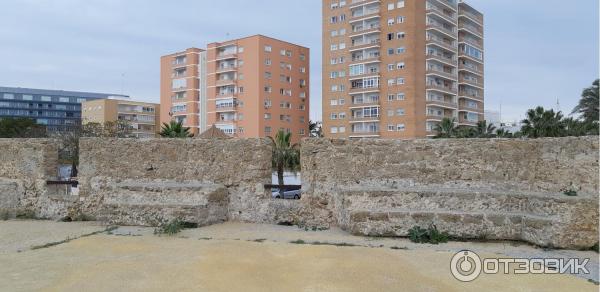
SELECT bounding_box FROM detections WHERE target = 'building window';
[396,108,405,116]
[397,62,405,69]
[330,99,338,106]
[388,18,395,26]
[397,124,406,131]
[41,96,52,102]
[388,3,395,10]
[22,95,33,101]
[397,16,405,23]
[397,93,405,100]
[264,45,272,52]
[265,126,272,133]
[330,113,338,120]
[3,93,14,99]
[397,47,406,54]
[397,1,405,8]
[331,127,338,134]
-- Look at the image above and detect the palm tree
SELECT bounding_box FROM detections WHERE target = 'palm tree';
[495,128,513,138]
[269,130,300,196]
[309,120,323,137]
[521,106,565,138]
[434,118,457,138]
[475,120,496,138]
[572,79,599,123]
[563,117,599,137]
[160,121,193,138]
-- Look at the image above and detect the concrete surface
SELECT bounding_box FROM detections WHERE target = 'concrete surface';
[0,221,597,292]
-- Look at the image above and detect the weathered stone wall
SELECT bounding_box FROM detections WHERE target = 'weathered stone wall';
[0,139,64,218]
[77,138,274,226]
[300,137,599,249]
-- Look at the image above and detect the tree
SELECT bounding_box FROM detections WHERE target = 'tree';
[521,107,565,138]
[572,79,599,124]
[433,118,458,138]
[563,117,599,137]
[0,118,47,138]
[474,120,496,138]
[309,120,323,138]
[269,130,300,197]
[160,121,193,138]
[495,128,514,138]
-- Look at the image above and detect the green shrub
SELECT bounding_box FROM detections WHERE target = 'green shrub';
[563,189,578,196]
[408,224,449,244]
[16,210,37,220]
[154,219,198,236]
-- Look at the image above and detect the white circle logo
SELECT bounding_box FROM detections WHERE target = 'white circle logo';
[451,250,482,282]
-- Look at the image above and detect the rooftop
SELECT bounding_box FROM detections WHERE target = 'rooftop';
[0,86,129,99]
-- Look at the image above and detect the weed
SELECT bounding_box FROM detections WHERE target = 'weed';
[592,242,599,253]
[563,189,578,196]
[408,224,449,244]
[199,237,212,240]
[251,238,267,243]
[15,210,37,220]
[390,246,408,250]
[290,239,307,244]
[154,219,197,236]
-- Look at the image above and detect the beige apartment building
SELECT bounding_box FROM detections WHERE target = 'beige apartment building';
[161,35,310,143]
[323,0,484,138]
[82,99,160,138]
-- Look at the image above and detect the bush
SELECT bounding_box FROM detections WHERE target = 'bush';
[154,219,197,236]
[408,224,449,244]
[563,189,578,197]
[15,210,37,220]
[0,209,10,220]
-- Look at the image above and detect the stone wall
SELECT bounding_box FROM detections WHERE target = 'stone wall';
[300,137,599,249]
[0,139,65,218]
[77,138,274,226]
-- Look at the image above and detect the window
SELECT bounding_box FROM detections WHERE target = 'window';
[41,96,52,102]
[265,58,271,65]
[387,33,394,41]
[3,93,14,99]
[265,72,272,79]
[388,94,395,101]
[397,62,405,69]
[339,126,346,133]
[331,30,338,37]
[59,97,70,103]
[387,110,394,117]
[331,44,338,51]
[339,28,346,35]
[397,32,405,39]
[339,43,346,49]
[397,93,405,100]
[397,124,406,131]
[330,113,338,120]
[388,18,395,26]
[330,16,338,23]
[397,1,405,8]
[264,113,272,120]
[265,126,272,133]
[388,124,395,131]
[172,78,187,89]
[388,3,395,10]
[387,48,395,55]
[388,79,396,86]
[397,16,405,23]
[22,95,33,101]
[265,45,272,52]
[396,108,405,116]
[339,112,346,119]
[339,98,345,105]
[299,129,305,136]
[238,47,244,53]
[387,64,395,71]
[397,47,406,54]
[264,86,272,93]
[330,127,338,134]
[397,78,405,85]
[330,99,338,106]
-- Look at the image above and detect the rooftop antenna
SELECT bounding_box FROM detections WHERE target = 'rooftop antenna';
[556,98,561,112]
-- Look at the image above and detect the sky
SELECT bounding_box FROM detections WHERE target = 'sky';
[0,0,598,122]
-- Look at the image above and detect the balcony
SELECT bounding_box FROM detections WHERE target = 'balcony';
[351,23,381,35]
[350,115,380,122]
[216,65,237,73]
[458,90,483,101]
[215,105,238,112]
[459,22,483,38]
[459,77,484,89]
[350,38,381,50]
[215,53,237,61]
[459,10,483,25]
[350,0,380,8]
[426,53,457,66]
[426,68,457,80]
[432,0,457,12]
[350,7,380,20]
[458,63,483,75]
[426,98,458,109]
[216,79,236,86]
[426,3,457,24]
[426,35,457,52]
[172,58,187,67]
[426,82,458,94]
[426,21,457,39]
[458,118,478,126]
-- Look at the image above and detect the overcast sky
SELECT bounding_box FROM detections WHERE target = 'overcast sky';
[0,0,598,122]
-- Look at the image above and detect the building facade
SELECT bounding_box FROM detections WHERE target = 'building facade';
[160,48,207,136]
[82,99,160,138]
[160,35,310,143]
[322,0,484,138]
[0,87,128,132]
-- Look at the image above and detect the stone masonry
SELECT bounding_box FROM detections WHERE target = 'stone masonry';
[300,137,599,249]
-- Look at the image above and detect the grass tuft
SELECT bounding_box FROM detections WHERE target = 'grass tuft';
[408,224,449,244]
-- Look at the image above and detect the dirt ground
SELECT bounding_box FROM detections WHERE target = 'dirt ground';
[0,221,597,292]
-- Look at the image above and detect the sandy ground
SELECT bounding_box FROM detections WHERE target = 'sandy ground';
[0,221,597,292]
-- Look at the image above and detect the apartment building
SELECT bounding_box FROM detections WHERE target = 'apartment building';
[160,35,310,143]
[160,48,207,136]
[82,99,160,138]
[0,86,128,132]
[322,0,484,138]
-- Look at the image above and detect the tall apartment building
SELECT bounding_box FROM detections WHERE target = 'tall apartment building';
[82,99,160,138]
[160,35,310,143]
[160,48,207,136]
[0,87,128,132]
[322,0,484,138]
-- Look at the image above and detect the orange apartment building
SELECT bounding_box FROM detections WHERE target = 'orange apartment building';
[161,35,310,142]
[322,0,484,138]
[82,98,160,138]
